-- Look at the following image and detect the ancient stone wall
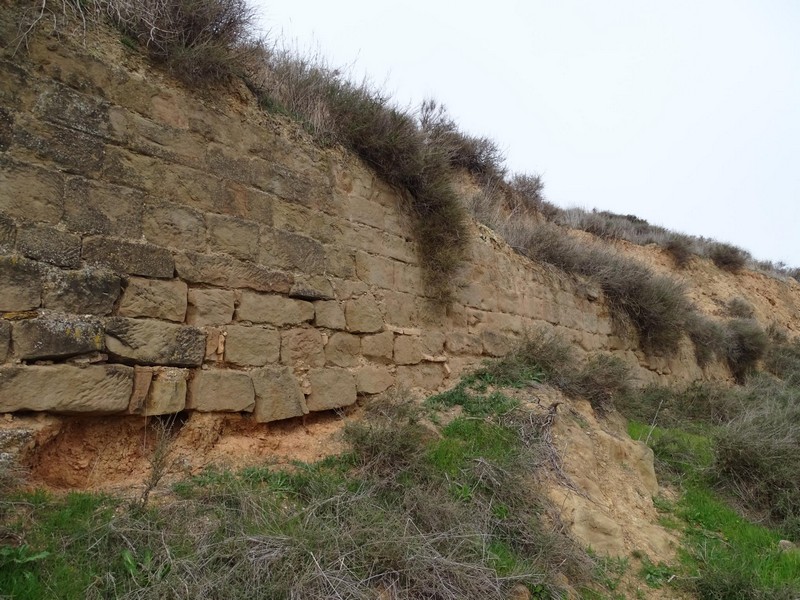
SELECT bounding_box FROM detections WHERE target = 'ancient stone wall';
[0,31,719,425]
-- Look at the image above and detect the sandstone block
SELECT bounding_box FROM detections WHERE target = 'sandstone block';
[0,320,10,362]
[237,291,314,326]
[394,262,424,296]
[143,201,206,249]
[12,314,104,360]
[0,214,15,253]
[175,251,292,293]
[0,364,133,414]
[289,276,335,301]
[0,255,42,311]
[128,367,188,416]
[314,300,346,330]
[345,294,383,333]
[83,236,174,279]
[306,368,357,412]
[397,363,445,390]
[446,332,483,355]
[356,365,394,395]
[42,267,121,315]
[251,366,308,422]
[225,325,280,366]
[260,228,326,274]
[394,335,422,365]
[186,288,235,326]
[16,224,81,268]
[361,331,394,360]
[355,251,394,288]
[118,277,188,322]
[105,317,205,367]
[281,328,324,367]
[481,330,514,357]
[0,157,63,224]
[64,177,144,239]
[420,331,446,356]
[325,332,360,367]
[187,369,255,412]
[377,290,417,327]
[206,213,259,261]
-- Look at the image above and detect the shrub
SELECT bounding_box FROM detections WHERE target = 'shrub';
[685,313,730,368]
[707,242,749,273]
[725,319,768,382]
[726,297,755,319]
[664,234,694,268]
[764,335,800,385]
[571,354,631,415]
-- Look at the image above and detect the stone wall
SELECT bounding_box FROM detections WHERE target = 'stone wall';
[0,28,712,424]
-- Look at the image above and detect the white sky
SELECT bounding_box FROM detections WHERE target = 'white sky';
[253,0,800,266]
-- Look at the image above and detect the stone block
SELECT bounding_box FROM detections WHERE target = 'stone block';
[251,366,308,422]
[345,294,383,333]
[118,277,188,322]
[394,262,424,296]
[481,330,515,357]
[42,267,121,315]
[187,369,255,412]
[206,213,259,261]
[186,288,235,326]
[105,317,205,367]
[143,201,206,249]
[306,368,357,412]
[128,367,188,416]
[0,157,63,224]
[237,291,314,326]
[446,332,483,355]
[64,177,143,238]
[12,314,104,360]
[314,300,346,330]
[0,214,14,253]
[0,364,133,414]
[361,331,394,360]
[0,320,10,362]
[260,229,326,274]
[218,180,274,225]
[356,366,394,395]
[289,276,335,301]
[83,236,174,279]
[325,332,360,367]
[378,290,417,327]
[16,224,81,268]
[280,328,324,368]
[394,335,422,365]
[225,325,280,366]
[396,363,445,390]
[421,331,446,356]
[175,251,292,293]
[0,255,42,311]
[355,251,394,288]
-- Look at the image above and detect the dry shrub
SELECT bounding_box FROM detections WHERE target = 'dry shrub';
[571,354,631,415]
[707,242,749,273]
[764,335,800,385]
[726,297,755,319]
[664,234,694,268]
[685,313,729,368]
[506,173,561,220]
[725,319,768,382]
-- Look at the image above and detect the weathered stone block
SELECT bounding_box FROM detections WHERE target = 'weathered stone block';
[325,332,360,367]
[143,201,206,250]
[175,251,292,293]
[378,290,417,327]
[16,224,81,268]
[356,365,394,395]
[394,336,423,365]
[128,367,188,416]
[237,291,314,326]
[83,237,174,279]
[421,331,446,356]
[186,288,235,326]
[361,331,394,360]
[356,251,394,288]
[12,314,104,360]
[187,369,254,412]
[0,364,133,414]
[206,213,259,261]
[225,325,280,367]
[105,317,205,366]
[0,255,42,311]
[64,177,143,238]
[0,157,63,224]
[289,276,335,301]
[306,368,357,412]
[397,363,445,390]
[481,330,515,357]
[42,267,121,315]
[281,328,324,367]
[260,229,326,274]
[345,294,383,333]
[251,366,308,422]
[0,320,10,362]
[0,213,15,253]
[118,277,188,322]
[446,332,483,355]
[314,300,346,330]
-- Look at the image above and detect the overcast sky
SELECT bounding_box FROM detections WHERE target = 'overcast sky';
[253,1,800,266]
